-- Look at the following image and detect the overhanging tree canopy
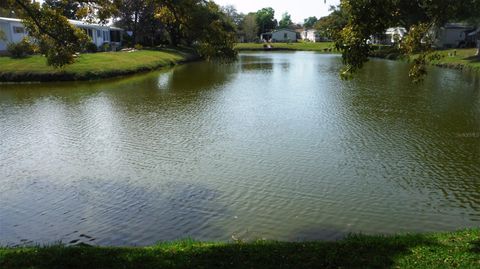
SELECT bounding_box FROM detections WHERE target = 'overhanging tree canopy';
[338,0,480,80]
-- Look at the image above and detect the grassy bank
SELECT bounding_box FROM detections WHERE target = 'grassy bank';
[0,48,198,83]
[425,48,480,71]
[235,42,337,52]
[371,47,480,71]
[1,229,479,269]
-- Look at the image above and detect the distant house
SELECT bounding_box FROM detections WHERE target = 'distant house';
[467,28,480,47]
[0,16,123,53]
[236,32,246,43]
[433,23,474,48]
[370,27,407,45]
[301,29,326,42]
[261,29,297,42]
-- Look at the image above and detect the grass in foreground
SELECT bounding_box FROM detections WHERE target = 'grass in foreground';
[235,42,337,52]
[1,229,479,269]
[0,48,196,82]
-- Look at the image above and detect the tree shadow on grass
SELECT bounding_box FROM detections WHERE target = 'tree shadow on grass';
[464,55,480,63]
[0,233,444,269]
[470,239,480,253]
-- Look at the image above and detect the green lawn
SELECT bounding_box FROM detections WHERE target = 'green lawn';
[426,48,480,71]
[1,229,479,269]
[235,42,337,52]
[0,49,196,82]
[371,47,480,71]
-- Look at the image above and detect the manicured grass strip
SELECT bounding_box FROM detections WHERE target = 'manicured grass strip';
[426,48,480,71]
[235,42,338,52]
[0,49,198,82]
[371,47,480,71]
[1,229,479,269]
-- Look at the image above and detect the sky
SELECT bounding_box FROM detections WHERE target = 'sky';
[213,0,340,23]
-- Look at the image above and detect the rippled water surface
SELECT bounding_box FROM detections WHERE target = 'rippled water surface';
[1,52,479,246]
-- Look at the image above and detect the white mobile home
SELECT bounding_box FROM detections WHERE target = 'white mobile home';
[261,29,297,42]
[0,16,123,52]
[370,27,407,45]
[301,29,324,42]
[0,17,26,52]
[433,23,474,48]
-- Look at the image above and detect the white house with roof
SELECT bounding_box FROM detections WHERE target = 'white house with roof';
[370,27,407,45]
[433,23,474,48]
[261,29,297,42]
[301,29,325,42]
[0,16,123,52]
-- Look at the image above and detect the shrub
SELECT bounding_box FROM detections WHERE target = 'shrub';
[102,42,111,52]
[7,38,35,58]
[85,42,98,53]
[134,44,143,50]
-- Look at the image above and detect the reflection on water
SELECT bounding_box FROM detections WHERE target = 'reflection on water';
[0,52,479,246]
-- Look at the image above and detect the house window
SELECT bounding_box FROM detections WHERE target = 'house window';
[84,28,94,39]
[110,30,121,42]
[97,29,102,38]
[13,26,24,34]
[284,33,288,39]
[103,31,109,41]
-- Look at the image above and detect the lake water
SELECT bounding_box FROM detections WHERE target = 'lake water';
[0,52,479,246]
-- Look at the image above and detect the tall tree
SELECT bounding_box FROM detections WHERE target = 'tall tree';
[42,0,81,20]
[115,0,151,44]
[303,16,318,29]
[154,0,236,59]
[0,7,15,17]
[278,12,293,29]
[315,5,347,41]
[255,7,277,34]
[241,12,258,42]
[222,5,243,29]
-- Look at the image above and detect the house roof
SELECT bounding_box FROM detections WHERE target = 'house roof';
[443,23,474,29]
[386,27,407,35]
[0,16,22,23]
[468,28,480,36]
[0,16,122,30]
[273,28,297,33]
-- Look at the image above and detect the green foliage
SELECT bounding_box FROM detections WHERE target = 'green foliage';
[42,0,81,20]
[241,13,258,42]
[315,5,348,42]
[134,43,143,50]
[337,0,480,81]
[189,1,237,60]
[255,7,277,34]
[303,16,318,29]
[221,5,243,30]
[102,42,111,52]
[278,12,293,29]
[154,0,237,60]
[85,42,98,53]
[7,37,35,58]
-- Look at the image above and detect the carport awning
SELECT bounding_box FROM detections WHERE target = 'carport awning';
[468,29,479,36]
